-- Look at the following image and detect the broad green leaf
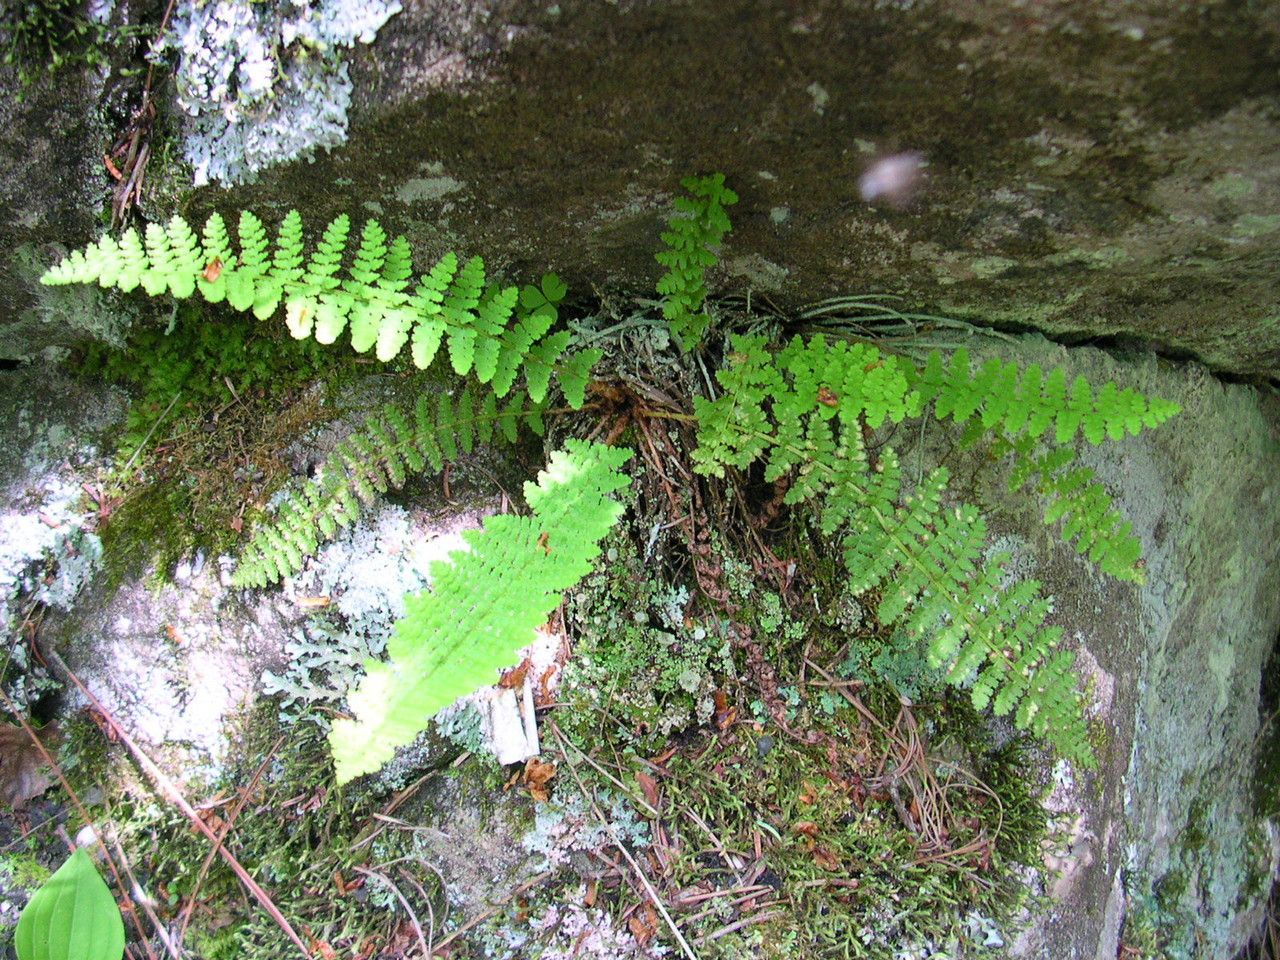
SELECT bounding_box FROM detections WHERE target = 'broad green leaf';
[16,848,124,960]
[540,272,568,304]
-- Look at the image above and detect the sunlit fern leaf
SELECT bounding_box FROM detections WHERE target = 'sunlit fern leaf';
[328,440,632,783]
[42,211,595,411]
[443,255,486,376]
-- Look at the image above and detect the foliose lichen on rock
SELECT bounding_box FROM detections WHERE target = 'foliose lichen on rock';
[156,0,402,186]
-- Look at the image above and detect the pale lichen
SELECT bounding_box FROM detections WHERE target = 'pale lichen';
[157,0,401,186]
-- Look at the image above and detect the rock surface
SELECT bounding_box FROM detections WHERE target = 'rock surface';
[928,333,1280,959]
[224,0,1280,379]
[5,2,1280,378]
[2,1,1279,956]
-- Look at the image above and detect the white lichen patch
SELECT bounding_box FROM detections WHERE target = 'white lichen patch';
[395,162,465,205]
[0,373,122,707]
[158,0,402,186]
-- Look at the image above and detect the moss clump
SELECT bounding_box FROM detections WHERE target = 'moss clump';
[79,307,361,585]
[0,851,51,890]
[560,527,736,754]
[96,481,193,592]
[2,0,110,93]
[536,494,1050,957]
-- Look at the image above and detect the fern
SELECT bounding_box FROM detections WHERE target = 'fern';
[41,212,600,408]
[837,453,1088,760]
[693,334,1180,765]
[233,388,546,589]
[328,440,632,783]
[655,173,738,352]
[908,348,1179,578]
[912,348,1181,447]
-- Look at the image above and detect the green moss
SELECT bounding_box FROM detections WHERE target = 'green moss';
[1179,797,1211,854]
[1208,174,1256,201]
[52,705,424,960]
[1231,213,1280,239]
[1043,245,1131,270]
[560,528,735,754]
[970,256,1019,279]
[0,852,51,890]
[2,0,110,93]
[539,495,1050,957]
[77,305,366,587]
[97,482,193,591]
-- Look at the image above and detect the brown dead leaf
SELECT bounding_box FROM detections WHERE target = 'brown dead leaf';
[713,689,737,730]
[203,258,224,282]
[627,904,658,946]
[791,820,820,839]
[812,845,842,872]
[196,808,227,835]
[309,939,337,960]
[649,745,678,766]
[536,665,558,707]
[499,658,531,690]
[333,871,364,896]
[0,723,59,810]
[583,879,598,908]
[816,386,840,407]
[636,771,661,809]
[798,781,819,805]
[523,757,556,803]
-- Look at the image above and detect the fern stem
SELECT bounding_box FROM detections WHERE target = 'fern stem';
[635,409,696,423]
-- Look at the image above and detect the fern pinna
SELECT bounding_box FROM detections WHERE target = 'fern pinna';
[655,173,738,352]
[329,440,632,783]
[694,335,1180,765]
[233,388,547,589]
[40,210,599,408]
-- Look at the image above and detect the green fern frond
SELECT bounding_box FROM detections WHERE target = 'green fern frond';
[698,335,1175,582]
[914,348,1181,446]
[693,333,1180,764]
[329,440,632,783]
[908,348,1178,579]
[834,453,1090,763]
[996,433,1143,580]
[232,388,547,589]
[655,173,738,352]
[42,212,596,408]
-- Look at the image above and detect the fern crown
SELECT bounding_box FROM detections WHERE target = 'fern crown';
[41,210,599,408]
